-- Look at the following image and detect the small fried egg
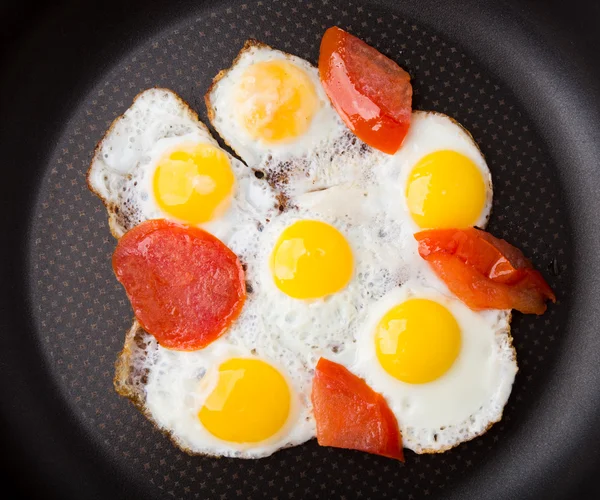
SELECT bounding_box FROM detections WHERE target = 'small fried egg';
[116,322,313,458]
[376,111,493,233]
[206,41,386,197]
[237,184,412,374]
[88,88,277,239]
[353,282,517,453]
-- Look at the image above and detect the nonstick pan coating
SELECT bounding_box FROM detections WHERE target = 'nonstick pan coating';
[2,0,600,499]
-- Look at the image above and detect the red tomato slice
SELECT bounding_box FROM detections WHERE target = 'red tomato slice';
[113,219,246,350]
[319,26,412,154]
[311,358,404,461]
[415,228,556,314]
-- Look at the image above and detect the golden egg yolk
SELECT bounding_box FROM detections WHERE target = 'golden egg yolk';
[234,60,320,143]
[153,143,234,225]
[198,358,291,443]
[375,298,461,384]
[270,220,353,300]
[406,150,486,229]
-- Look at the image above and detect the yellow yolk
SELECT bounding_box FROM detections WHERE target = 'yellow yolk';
[270,220,353,300]
[198,358,291,443]
[153,143,234,225]
[234,60,319,143]
[406,150,486,229]
[375,298,461,384]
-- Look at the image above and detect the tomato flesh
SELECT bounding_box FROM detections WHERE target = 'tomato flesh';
[113,219,246,350]
[415,228,556,314]
[319,27,412,154]
[311,358,404,461]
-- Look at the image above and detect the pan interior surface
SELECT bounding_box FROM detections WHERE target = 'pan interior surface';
[3,0,600,499]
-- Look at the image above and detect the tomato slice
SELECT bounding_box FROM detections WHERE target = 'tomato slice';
[311,358,404,461]
[415,228,556,314]
[113,219,246,350]
[319,26,412,154]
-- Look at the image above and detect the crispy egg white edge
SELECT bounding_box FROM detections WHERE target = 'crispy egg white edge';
[87,88,204,237]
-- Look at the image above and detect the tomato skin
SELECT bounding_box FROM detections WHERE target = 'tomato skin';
[415,228,556,314]
[311,358,404,461]
[112,219,246,350]
[319,27,412,154]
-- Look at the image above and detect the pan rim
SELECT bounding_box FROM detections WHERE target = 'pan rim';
[2,0,600,499]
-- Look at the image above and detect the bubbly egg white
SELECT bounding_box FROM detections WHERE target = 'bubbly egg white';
[88,88,277,239]
[246,184,413,368]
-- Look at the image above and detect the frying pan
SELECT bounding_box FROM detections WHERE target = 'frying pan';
[2,0,600,498]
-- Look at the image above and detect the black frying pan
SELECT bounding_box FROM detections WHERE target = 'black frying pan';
[2,0,600,498]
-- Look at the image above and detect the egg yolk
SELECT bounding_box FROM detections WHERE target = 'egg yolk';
[406,150,486,229]
[153,143,234,225]
[234,60,320,143]
[270,220,353,300]
[375,298,461,384]
[198,358,291,443]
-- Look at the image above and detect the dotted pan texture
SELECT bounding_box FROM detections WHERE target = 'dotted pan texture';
[27,0,571,498]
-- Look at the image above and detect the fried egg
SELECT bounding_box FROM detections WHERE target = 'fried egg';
[206,41,386,197]
[88,88,277,239]
[115,321,313,458]
[375,110,493,234]
[353,282,517,453]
